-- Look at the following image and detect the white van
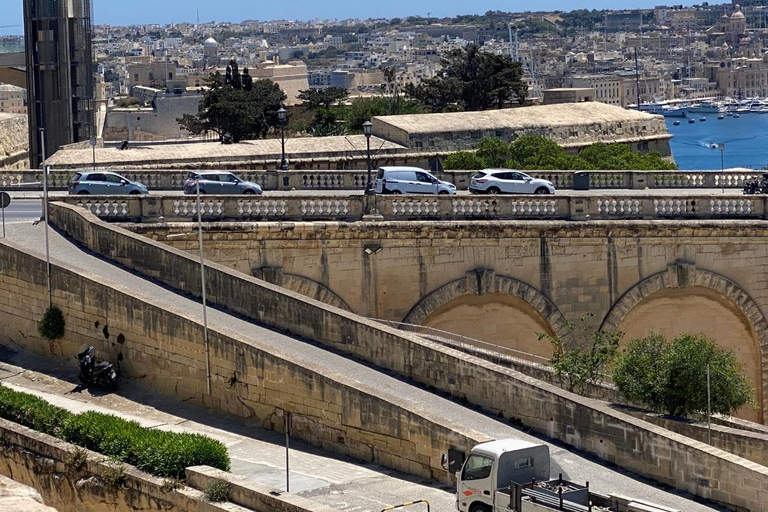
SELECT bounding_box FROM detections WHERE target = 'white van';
[374,166,457,195]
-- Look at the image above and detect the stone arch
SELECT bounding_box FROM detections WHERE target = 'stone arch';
[253,267,352,312]
[403,269,569,340]
[602,261,768,423]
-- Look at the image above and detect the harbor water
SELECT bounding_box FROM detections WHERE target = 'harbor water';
[665,114,768,170]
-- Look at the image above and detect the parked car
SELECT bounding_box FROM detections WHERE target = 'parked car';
[469,169,555,195]
[374,167,456,195]
[68,171,148,195]
[183,171,263,195]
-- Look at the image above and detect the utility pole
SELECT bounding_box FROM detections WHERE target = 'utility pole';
[634,47,641,108]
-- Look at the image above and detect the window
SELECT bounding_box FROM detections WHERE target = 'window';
[221,174,239,183]
[201,174,219,181]
[461,455,493,481]
[514,457,533,470]
[105,174,124,184]
[416,172,435,183]
[87,174,105,182]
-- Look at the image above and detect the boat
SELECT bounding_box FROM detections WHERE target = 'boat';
[673,120,681,125]
[700,117,706,121]
[662,106,687,117]
[638,102,687,117]
[687,101,723,114]
[688,118,696,123]
[734,113,741,118]
[718,114,724,119]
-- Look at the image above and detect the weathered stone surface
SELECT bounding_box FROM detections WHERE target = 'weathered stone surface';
[0,112,28,169]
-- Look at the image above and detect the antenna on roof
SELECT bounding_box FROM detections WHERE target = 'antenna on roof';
[197,9,200,26]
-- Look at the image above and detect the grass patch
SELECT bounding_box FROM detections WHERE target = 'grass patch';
[66,446,89,472]
[0,384,230,480]
[204,478,231,502]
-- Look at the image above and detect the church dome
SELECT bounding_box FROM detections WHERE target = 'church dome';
[204,37,219,47]
[731,5,745,19]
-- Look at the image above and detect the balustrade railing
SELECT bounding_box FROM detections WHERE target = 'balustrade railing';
[7,168,768,192]
[57,193,768,223]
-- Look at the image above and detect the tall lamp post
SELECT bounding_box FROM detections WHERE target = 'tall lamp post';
[39,128,52,307]
[278,107,288,170]
[362,120,373,194]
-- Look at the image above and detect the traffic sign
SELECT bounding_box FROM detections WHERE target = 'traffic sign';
[0,192,10,209]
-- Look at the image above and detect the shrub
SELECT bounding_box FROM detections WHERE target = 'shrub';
[0,385,230,480]
[204,478,232,502]
[61,411,230,479]
[0,385,71,435]
[103,457,127,489]
[442,151,485,170]
[38,306,65,340]
[66,446,89,472]
[613,333,755,417]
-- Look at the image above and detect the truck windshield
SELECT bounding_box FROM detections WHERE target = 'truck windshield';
[462,454,493,481]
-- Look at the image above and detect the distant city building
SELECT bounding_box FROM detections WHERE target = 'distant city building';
[23,0,95,167]
[0,84,26,115]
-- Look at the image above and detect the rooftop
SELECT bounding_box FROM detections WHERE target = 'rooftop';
[372,102,661,135]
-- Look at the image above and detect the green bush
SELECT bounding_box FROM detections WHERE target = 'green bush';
[0,385,230,479]
[442,151,485,170]
[0,385,71,435]
[613,333,754,417]
[38,306,65,340]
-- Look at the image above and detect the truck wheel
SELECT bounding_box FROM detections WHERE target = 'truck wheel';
[469,503,491,512]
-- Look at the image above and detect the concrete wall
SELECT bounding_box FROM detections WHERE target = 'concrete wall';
[47,203,768,511]
[0,237,485,483]
[103,93,204,142]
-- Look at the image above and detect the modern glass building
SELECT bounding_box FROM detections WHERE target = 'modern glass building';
[23,0,94,168]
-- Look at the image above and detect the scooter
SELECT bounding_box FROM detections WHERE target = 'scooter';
[743,177,760,194]
[77,345,118,391]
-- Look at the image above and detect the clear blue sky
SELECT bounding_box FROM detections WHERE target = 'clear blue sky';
[1,1,693,34]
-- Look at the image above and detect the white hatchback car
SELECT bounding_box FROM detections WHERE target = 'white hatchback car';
[469,169,555,195]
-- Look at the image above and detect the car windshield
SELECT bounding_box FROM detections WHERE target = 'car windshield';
[473,172,486,179]
[376,169,385,179]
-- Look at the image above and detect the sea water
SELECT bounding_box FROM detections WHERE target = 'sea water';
[665,114,768,170]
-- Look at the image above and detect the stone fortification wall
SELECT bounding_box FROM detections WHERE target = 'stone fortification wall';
[0,237,485,484]
[371,102,672,156]
[47,203,768,511]
[0,112,29,169]
[103,93,204,142]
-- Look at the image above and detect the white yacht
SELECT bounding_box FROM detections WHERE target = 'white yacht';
[687,101,723,114]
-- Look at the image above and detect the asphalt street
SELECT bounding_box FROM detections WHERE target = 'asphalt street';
[0,220,725,512]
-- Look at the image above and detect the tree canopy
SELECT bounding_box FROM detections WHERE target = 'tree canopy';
[177,60,286,143]
[612,333,755,418]
[297,87,349,111]
[405,45,527,112]
[442,135,677,171]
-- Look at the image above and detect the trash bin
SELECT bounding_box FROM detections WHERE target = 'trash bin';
[573,171,590,190]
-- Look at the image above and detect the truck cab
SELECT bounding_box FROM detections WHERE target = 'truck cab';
[448,439,550,512]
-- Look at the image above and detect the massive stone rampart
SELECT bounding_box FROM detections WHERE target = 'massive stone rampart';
[46,202,768,511]
[0,237,485,483]
[0,113,28,169]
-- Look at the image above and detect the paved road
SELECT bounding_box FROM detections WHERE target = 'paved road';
[0,221,724,512]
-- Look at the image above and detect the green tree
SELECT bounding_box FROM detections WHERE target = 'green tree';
[538,314,621,395]
[177,71,286,142]
[343,97,421,131]
[297,87,349,111]
[405,45,527,112]
[613,333,755,417]
[442,151,485,170]
[475,138,512,167]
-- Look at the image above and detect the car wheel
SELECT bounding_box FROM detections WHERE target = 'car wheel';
[391,190,403,195]
[487,187,501,194]
[243,189,255,194]
[129,190,140,195]
[77,191,90,195]
[535,187,550,194]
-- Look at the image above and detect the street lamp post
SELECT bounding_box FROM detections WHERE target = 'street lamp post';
[718,143,725,194]
[39,128,52,307]
[362,120,373,194]
[277,107,288,170]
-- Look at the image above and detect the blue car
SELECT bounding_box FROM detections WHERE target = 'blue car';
[68,171,148,195]
[183,171,262,195]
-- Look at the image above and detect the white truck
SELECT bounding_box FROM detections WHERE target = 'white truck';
[442,439,679,512]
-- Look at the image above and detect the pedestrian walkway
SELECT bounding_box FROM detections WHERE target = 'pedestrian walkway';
[0,221,723,512]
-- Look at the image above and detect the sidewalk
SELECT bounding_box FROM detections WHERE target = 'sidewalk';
[0,348,455,512]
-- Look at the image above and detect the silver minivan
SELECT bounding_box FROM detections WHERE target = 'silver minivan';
[374,167,456,195]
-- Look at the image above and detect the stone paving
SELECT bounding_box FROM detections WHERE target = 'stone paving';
[0,221,725,512]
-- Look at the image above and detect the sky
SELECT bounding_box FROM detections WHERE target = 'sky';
[0,1,695,34]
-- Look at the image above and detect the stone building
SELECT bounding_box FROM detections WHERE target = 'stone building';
[0,84,25,115]
[559,76,623,106]
[0,113,29,169]
[251,59,309,105]
[127,62,176,89]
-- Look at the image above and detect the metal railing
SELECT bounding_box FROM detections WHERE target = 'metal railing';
[373,319,552,367]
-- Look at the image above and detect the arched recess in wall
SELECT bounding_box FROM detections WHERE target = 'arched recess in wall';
[601,262,767,425]
[403,269,568,360]
[253,267,352,312]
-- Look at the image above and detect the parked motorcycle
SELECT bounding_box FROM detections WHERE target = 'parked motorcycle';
[742,174,768,195]
[77,345,118,391]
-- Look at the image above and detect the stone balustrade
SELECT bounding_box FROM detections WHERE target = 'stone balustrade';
[4,168,766,192]
[60,193,768,223]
